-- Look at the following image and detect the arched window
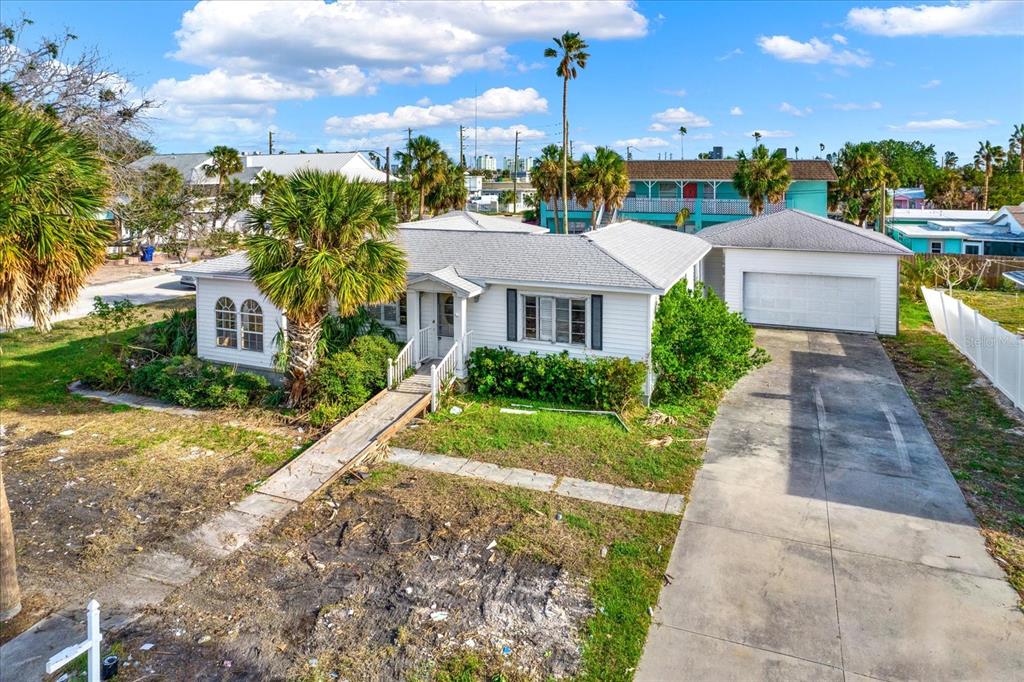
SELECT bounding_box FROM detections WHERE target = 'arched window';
[240,299,264,352]
[214,297,237,348]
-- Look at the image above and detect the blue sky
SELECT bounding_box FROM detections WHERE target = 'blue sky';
[7,1,1023,163]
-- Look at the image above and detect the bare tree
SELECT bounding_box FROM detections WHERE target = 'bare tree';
[932,256,973,294]
[1,15,156,193]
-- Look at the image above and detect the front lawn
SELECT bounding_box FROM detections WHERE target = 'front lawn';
[392,392,719,494]
[0,302,308,641]
[882,298,1024,603]
[951,289,1024,334]
[109,467,678,681]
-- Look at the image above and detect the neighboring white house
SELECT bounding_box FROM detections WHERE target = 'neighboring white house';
[177,217,711,393]
[400,210,547,234]
[129,151,388,186]
[699,209,911,335]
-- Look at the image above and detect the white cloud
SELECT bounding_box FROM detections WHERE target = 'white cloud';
[613,137,669,149]
[691,132,713,140]
[324,87,548,134]
[756,35,873,67]
[847,1,1024,37]
[921,79,942,89]
[658,88,687,97]
[716,48,743,61]
[747,129,795,139]
[779,102,812,117]
[832,33,848,44]
[648,122,669,132]
[888,118,998,131]
[172,1,648,90]
[651,107,713,127]
[468,124,546,143]
[730,106,743,116]
[148,69,317,103]
[832,101,882,111]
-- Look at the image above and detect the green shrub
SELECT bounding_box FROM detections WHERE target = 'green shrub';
[347,334,397,391]
[79,353,129,390]
[651,281,767,402]
[307,351,373,427]
[466,347,646,411]
[128,356,270,408]
[135,308,197,356]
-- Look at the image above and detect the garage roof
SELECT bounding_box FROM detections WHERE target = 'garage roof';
[697,210,912,255]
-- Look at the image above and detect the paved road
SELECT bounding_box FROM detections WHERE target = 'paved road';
[637,328,1024,681]
[9,273,194,330]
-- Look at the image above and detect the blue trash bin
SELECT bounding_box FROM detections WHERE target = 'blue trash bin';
[141,245,155,262]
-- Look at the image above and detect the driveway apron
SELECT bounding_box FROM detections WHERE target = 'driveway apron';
[636,328,1024,681]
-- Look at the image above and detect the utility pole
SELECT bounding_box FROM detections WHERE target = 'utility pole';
[570,139,574,159]
[877,179,886,233]
[512,129,520,214]
[407,128,413,152]
[626,146,633,161]
[459,125,465,168]
[385,145,391,197]
[268,130,274,155]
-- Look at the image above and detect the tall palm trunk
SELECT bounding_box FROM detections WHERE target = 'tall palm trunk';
[0,463,21,622]
[418,188,426,220]
[561,77,569,234]
[982,166,991,209]
[285,316,323,407]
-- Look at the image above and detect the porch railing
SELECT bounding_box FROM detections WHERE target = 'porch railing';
[416,324,435,360]
[430,341,460,412]
[543,197,788,217]
[387,338,415,389]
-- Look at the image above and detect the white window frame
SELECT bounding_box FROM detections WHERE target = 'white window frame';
[929,240,943,254]
[239,299,264,352]
[366,295,407,326]
[521,293,588,346]
[214,297,237,349]
[963,241,982,255]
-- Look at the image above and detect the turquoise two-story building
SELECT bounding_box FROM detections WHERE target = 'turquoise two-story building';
[538,159,837,232]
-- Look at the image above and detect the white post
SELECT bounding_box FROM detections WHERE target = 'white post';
[453,295,468,377]
[430,365,438,412]
[46,599,103,682]
[407,290,420,365]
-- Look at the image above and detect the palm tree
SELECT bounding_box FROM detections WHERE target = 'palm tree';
[245,171,407,404]
[0,463,19,622]
[674,207,691,228]
[0,99,111,332]
[973,141,1006,209]
[531,144,564,232]
[577,146,629,228]
[753,131,762,145]
[1010,123,1024,173]
[794,146,800,160]
[425,161,469,214]
[732,144,792,216]
[545,31,590,234]
[678,126,687,159]
[943,151,958,169]
[819,142,826,158]
[396,135,448,219]
[829,142,898,227]
[204,145,243,231]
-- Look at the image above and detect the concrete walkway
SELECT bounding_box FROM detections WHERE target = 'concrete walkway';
[636,328,1024,681]
[1,376,431,680]
[389,448,685,514]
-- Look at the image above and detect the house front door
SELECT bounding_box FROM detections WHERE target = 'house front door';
[437,293,455,356]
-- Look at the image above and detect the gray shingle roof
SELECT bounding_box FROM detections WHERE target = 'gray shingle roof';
[129,153,209,180]
[400,211,547,234]
[697,209,912,255]
[182,222,709,292]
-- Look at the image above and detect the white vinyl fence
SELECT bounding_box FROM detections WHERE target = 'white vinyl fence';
[921,287,1023,412]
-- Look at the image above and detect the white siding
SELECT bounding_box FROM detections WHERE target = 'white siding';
[195,277,285,370]
[466,285,653,362]
[721,248,901,335]
[703,247,725,298]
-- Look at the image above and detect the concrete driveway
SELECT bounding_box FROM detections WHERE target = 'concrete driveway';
[8,273,193,330]
[637,328,1024,681]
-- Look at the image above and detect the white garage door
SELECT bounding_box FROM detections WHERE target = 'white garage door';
[742,272,878,333]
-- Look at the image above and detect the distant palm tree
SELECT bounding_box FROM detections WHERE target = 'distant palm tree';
[425,161,468,214]
[973,141,1006,209]
[819,142,826,158]
[674,207,691,228]
[753,131,762,145]
[204,145,243,230]
[0,99,111,332]
[577,146,629,228]
[794,146,800,160]
[397,135,448,219]
[942,151,958,169]
[532,144,565,232]
[245,171,407,405]
[678,126,687,159]
[1010,123,1024,173]
[829,142,898,227]
[545,31,590,234]
[732,144,791,216]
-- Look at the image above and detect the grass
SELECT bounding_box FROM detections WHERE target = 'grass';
[378,468,679,682]
[951,289,1024,334]
[882,297,1024,603]
[392,392,719,494]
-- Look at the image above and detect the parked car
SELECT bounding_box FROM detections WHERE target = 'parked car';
[179,273,197,288]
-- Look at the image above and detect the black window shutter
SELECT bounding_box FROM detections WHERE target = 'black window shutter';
[506,288,517,341]
[591,295,603,350]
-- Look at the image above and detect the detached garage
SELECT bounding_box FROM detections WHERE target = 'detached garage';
[699,210,911,335]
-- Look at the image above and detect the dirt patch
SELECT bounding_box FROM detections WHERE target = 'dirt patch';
[113,474,595,680]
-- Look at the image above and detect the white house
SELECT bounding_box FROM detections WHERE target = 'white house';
[699,210,911,335]
[129,151,388,186]
[177,218,711,392]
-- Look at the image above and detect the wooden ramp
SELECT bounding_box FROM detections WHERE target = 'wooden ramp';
[259,373,431,503]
